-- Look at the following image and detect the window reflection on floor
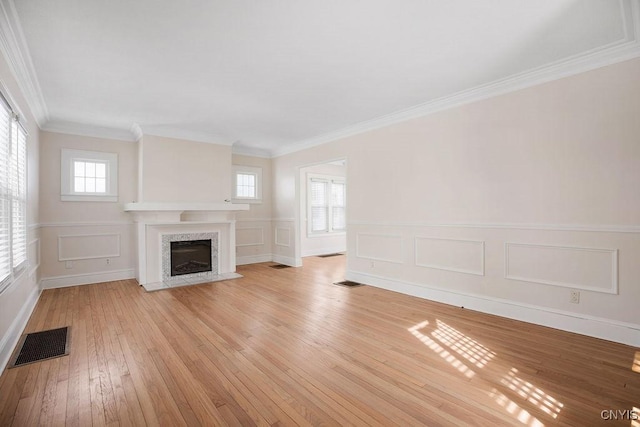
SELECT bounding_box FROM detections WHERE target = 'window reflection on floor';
[431,320,495,368]
[490,389,545,427]
[408,319,565,426]
[408,320,475,378]
[501,368,563,419]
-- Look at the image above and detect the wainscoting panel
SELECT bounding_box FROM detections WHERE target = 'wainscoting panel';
[275,227,291,247]
[28,238,40,272]
[415,237,485,276]
[236,227,265,247]
[58,233,121,261]
[356,233,403,264]
[505,243,618,294]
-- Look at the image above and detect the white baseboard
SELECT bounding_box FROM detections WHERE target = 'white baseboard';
[301,247,346,257]
[40,268,136,289]
[346,270,640,347]
[0,285,41,371]
[236,254,274,265]
[272,254,302,267]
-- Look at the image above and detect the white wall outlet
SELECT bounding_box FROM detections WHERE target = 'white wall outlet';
[570,290,580,304]
[370,261,375,268]
[65,260,73,269]
[106,258,111,265]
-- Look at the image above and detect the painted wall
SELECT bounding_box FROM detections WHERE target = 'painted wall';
[139,134,231,203]
[299,163,346,257]
[0,52,40,369]
[38,131,137,288]
[271,58,640,346]
[232,154,274,265]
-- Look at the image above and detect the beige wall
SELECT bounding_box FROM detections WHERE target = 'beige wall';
[38,131,137,286]
[0,51,41,368]
[272,58,640,346]
[140,134,231,203]
[232,154,273,265]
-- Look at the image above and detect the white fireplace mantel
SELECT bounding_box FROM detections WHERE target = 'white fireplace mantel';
[124,201,249,288]
[124,202,250,213]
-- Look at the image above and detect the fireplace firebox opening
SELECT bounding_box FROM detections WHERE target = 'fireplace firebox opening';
[170,239,212,276]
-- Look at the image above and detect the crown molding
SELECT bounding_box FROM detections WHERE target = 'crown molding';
[271,0,640,158]
[130,123,143,142]
[0,0,49,127]
[42,120,137,142]
[139,125,235,146]
[232,144,272,158]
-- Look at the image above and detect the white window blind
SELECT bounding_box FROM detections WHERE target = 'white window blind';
[0,93,27,289]
[331,181,346,231]
[310,180,328,232]
[0,99,11,283]
[309,176,345,235]
[11,121,27,268]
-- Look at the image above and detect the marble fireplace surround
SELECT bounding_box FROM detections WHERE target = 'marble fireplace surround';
[124,202,249,291]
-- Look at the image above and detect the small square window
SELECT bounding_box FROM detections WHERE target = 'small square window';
[73,160,108,194]
[61,149,118,202]
[232,165,262,203]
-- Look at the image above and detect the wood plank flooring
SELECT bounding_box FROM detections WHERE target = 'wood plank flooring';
[1,256,638,426]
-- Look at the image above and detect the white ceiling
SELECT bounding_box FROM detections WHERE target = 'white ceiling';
[4,0,640,156]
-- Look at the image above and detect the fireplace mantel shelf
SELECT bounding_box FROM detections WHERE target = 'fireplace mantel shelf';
[124,202,249,212]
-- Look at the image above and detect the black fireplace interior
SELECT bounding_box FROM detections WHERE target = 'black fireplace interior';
[170,239,212,276]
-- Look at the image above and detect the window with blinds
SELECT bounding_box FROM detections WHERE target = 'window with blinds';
[308,175,346,235]
[0,93,27,290]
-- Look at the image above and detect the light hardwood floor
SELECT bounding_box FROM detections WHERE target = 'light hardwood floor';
[0,256,638,426]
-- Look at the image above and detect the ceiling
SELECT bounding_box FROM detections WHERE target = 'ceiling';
[3,0,640,156]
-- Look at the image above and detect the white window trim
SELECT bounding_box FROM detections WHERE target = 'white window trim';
[232,165,262,204]
[61,148,118,202]
[307,173,346,237]
[0,85,28,293]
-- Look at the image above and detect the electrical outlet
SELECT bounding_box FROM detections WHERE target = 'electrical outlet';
[106,258,111,265]
[370,261,375,268]
[570,290,580,304]
[65,260,73,269]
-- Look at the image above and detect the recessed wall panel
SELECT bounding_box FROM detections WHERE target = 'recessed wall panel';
[236,227,264,247]
[356,233,403,264]
[58,233,120,261]
[275,227,291,247]
[505,243,618,294]
[415,237,484,276]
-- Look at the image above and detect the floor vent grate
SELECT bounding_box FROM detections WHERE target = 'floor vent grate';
[318,253,344,258]
[9,327,70,368]
[333,280,363,287]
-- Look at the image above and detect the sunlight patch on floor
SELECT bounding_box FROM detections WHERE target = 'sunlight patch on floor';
[408,319,565,426]
[501,368,564,419]
[632,407,640,427]
[408,320,475,378]
[633,352,640,374]
[432,320,496,368]
[491,389,545,427]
